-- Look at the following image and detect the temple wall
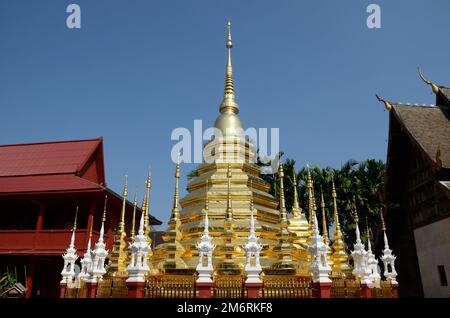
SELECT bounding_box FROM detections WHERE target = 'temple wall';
[413,217,450,298]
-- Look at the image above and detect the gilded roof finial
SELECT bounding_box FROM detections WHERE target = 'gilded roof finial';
[353,196,359,224]
[307,165,314,227]
[73,206,78,231]
[320,188,329,245]
[376,94,393,112]
[118,173,128,236]
[131,191,138,241]
[219,19,239,114]
[418,67,440,94]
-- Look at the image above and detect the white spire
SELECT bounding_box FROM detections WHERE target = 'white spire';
[79,231,94,281]
[380,211,398,285]
[196,197,216,284]
[127,211,151,283]
[90,198,109,282]
[60,228,78,284]
[244,199,263,284]
[350,209,370,283]
[307,208,332,283]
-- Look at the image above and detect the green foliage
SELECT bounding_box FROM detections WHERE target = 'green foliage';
[260,157,387,246]
[0,269,18,290]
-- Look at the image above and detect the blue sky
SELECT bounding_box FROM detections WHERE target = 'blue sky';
[1,0,450,226]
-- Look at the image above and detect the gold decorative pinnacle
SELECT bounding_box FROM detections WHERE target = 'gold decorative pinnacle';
[118,173,128,236]
[144,169,151,236]
[320,189,329,245]
[131,191,138,241]
[172,156,180,214]
[278,162,287,215]
[102,194,108,223]
[380,209,386,231]
[418,67,440,94]
[292,167,301,213]
[73,206,78,231]
[331,177,342,236]
[226,163,233,220]
[375,94,393,112]
[353,196,359,224]
[219,19,239,114]
[205,180,209,211]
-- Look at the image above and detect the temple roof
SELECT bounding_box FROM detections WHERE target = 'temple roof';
[0,138,103,178]
[392,104,450,168]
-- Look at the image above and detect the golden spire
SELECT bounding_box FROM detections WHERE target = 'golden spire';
[144,169,151,236]
[331,178,343,237]
[353,196,359,224]
[226,163,233,221]
[102,194,107,223]
[72,206,78,231]
[118,173,128,237]
[278,162,287,220]
[205,180,209,211]
[292,167,301,216]
[320,189,329,245]
[219,19,239,114]
[380,209,386,232]
[171,156,181,217]
[131,191,138,241]
[375,94,393,112]
[418,67,441,95]
[307,166,314,228]
[330,177,351,275]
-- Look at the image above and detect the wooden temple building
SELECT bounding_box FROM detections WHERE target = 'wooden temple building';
[0,137,161,298]
[378,70,450,298]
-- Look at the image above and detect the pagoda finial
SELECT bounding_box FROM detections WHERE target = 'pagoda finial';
[278,161,287,220]
[320,188,329,245]
[418,67,440,94]
[118,173,128,236]
[226,163,233,221]
[375,94,393,112]
[144,168,151,236]
[331,177,342,236]
[172,154,181,215]
[307,165,314,228]
[131,191,138,241]
[102,194,107,224]
[205,180,209,211]
[73,206,78,231]
[219,19,239,114]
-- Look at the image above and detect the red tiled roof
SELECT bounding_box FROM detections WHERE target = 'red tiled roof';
[0,174,102,194]
[0,138,102,177]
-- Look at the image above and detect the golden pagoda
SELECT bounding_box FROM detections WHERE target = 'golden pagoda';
[287,167,309,274]
[154,19,281,271]
[108,174,129,276]
[330,178,351,276]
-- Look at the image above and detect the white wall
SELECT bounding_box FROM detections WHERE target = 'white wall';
[414,217,450,298]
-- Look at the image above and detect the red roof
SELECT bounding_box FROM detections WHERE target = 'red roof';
[0,175,102,194]
[0,138,101,177]
[0,138,105,194]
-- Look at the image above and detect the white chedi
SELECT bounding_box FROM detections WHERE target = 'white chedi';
[127,211,151,282]
[366,238,381,288]
[61,228,79,284]
[307,210,332,283]
[78,232,94,281]
[351,216,370,284]
[243,203,263,284]
[380,224,398,284]
[196,208,216,283]
[90,218,109,282]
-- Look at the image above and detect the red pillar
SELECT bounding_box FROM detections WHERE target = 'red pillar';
[86,281,98,298]
[392,284,399,298]
[196,282,213,298]
[314,282,332,298]
[127,281,146,298]
[25,257,36,298]
[59,282,67,298]
[245,283,262,298]
[361,284,372,298]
